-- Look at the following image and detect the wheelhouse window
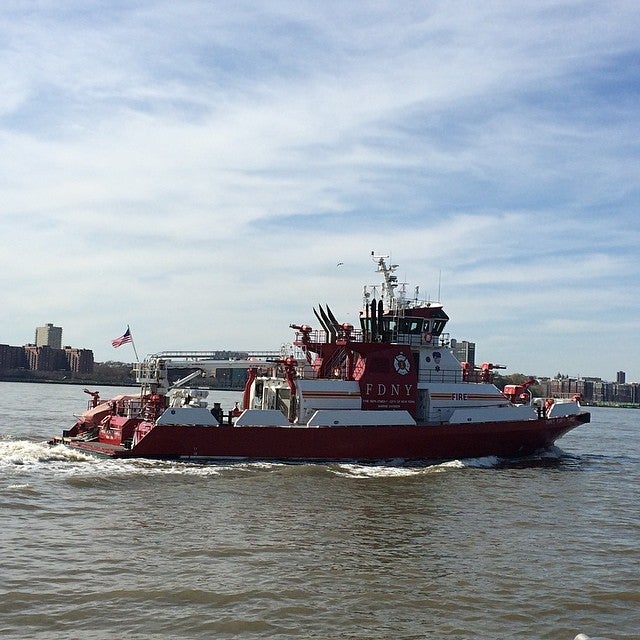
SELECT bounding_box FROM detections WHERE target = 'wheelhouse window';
[431,320,446,335]
[398,317,424,334]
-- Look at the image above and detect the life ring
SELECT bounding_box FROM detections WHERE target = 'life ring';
[422,332,433,344]
[394,354,410,375]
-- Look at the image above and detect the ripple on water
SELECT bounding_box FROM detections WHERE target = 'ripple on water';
[0,395,638,640]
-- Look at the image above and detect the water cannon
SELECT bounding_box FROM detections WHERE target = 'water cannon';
[480,362,507,382]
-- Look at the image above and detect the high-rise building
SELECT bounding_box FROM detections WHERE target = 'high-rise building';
[35,323,62,350]
[616,370,626,384]
[452,340,476,366]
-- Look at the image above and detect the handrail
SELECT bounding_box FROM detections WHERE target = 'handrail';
[294,329,451,347]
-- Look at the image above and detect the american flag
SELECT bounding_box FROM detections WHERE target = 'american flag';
[111,326,132,348]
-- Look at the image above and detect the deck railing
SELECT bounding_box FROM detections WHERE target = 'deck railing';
[294,329,451,347]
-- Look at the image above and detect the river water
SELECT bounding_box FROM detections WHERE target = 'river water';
[0,381,637,640]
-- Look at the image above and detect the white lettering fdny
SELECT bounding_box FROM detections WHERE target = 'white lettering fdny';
[365,383,413,397]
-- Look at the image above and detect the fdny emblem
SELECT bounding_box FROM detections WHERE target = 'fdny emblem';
[393,353,410,375]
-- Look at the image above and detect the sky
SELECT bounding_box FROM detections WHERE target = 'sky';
[1,1,639,381]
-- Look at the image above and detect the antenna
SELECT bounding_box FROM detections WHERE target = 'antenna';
[438,270,442,302]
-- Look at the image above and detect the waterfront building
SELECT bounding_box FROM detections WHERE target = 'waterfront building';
[63,347,94,374]
[23,345,67,371]
[0,344,27,370]
[452,340,476,367]
[539,376,640,405]
[35,323,63,350]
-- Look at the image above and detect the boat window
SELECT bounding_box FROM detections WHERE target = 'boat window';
[276,388,290,400]
[380,318,397,333]
[398,318,424,334]
[361,316,399,341]
[431,320,446,335]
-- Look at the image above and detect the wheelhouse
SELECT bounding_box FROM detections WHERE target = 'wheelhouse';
[359,304,449,345]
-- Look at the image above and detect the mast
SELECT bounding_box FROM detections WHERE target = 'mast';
[372,253,399,311]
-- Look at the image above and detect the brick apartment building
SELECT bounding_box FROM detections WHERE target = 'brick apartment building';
[1,323,94,375]
[2,344,95,374]
[539,376,640,404]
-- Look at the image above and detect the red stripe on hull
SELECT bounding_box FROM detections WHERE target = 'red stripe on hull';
[72,413,590,461]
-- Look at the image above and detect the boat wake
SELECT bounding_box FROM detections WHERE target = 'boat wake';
[495,446,584,469]
[0,438,95,467]
[0,437,592,482]
[331,456,502,478]
[329,448,593,478]
[0,438,289,480]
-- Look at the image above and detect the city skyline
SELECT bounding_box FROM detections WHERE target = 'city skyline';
[0,324,635,386]
[1,3,639,378]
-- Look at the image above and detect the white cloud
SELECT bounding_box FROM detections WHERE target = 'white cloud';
[0,1,639,380]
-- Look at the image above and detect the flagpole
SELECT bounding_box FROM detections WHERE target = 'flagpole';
[128,326,140,362]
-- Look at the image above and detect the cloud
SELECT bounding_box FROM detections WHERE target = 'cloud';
[0,1,639,380]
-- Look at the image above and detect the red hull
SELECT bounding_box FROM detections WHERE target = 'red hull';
[65,413,590,461]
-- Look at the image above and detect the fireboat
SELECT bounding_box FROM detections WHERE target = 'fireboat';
[50,255,590,461]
